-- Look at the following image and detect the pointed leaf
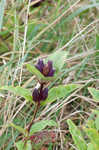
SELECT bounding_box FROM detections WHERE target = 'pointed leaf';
[16,140,24,150]
[87,143,95,150]
[91,110,99,130]
[95,35,99,65]
[92,109,99,116]
[25,141,32,150]
[27,64,44,79]
[96,34,99,50]
[0,86,32,102]
[16,140,32,150]
[46,51,68,72]
[95,115,99,130]
[84,128,99,150]
[30,120,57,135]
[67,119,87,150]
[9,123,27,135]
[88,87,99,102]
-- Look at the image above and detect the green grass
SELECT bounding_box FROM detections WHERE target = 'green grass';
[0,0,99,149]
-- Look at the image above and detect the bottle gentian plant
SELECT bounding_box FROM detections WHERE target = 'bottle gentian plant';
[27,59,55,133]
[0,51,69,149]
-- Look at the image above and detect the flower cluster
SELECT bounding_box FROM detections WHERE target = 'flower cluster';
[32,59,55,103]
[35,59,55,77]
[32,87,48,103]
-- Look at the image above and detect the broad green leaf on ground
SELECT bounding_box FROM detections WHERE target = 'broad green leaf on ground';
[26,64,56,81]
[16,140,24,150]
[0,0,6,30]
[42,84,81,105]
[92,110,99,116]
[25,141,32,150]
[67,119,87,150]
[95,35,99,65]
[9,123,27,135]
[84,128,99,150]
[16,140,32,150]
[95,115,99,130]
[0,86,32,102]
[46,51,68,72]
[86,120,95,129]
[89,110,99,130]
[96,34,99,50]
[95,51,99,66]
[87,143,95,150]
[30,120,57,135]
[88,87,99,102]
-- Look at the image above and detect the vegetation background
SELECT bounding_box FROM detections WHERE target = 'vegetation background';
[0,0,99,149]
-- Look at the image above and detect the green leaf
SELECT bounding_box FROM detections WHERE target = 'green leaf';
[0,86,33,102]
[84,128,99,150]
[26,64,56,81]
[92,109,99,116]
[9,123,27,135]
[88,87,99,102]
[95,35,99,65]
[0,0,6,30]
[95,51,99,66]
[25,141,32,150]
[96,34,99,50]
[95,115,99,131]
[16,140,24,150]
[91,110,99,130]
[86,120,96,129]
[67,119,87,150]
[46,51,68,72]
[26,64,44,80]
[16,140,32,150]
[30,120,57,135]
[87,143,95,150]
[42,84,81,105]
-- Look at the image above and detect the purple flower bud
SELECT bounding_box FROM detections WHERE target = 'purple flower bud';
[42,88,48,100]
[47,61,52,70]
[35,59,44,73]
[32,87,48,103]
[32,88,40,102]
[35,59,55,77]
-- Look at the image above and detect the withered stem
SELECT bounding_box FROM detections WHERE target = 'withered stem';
[27,102,40,133]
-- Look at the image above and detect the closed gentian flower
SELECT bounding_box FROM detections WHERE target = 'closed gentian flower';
[32,88,40,102]
[32,87,48,103]
[35,59,55,77]
[41,88,48,100]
